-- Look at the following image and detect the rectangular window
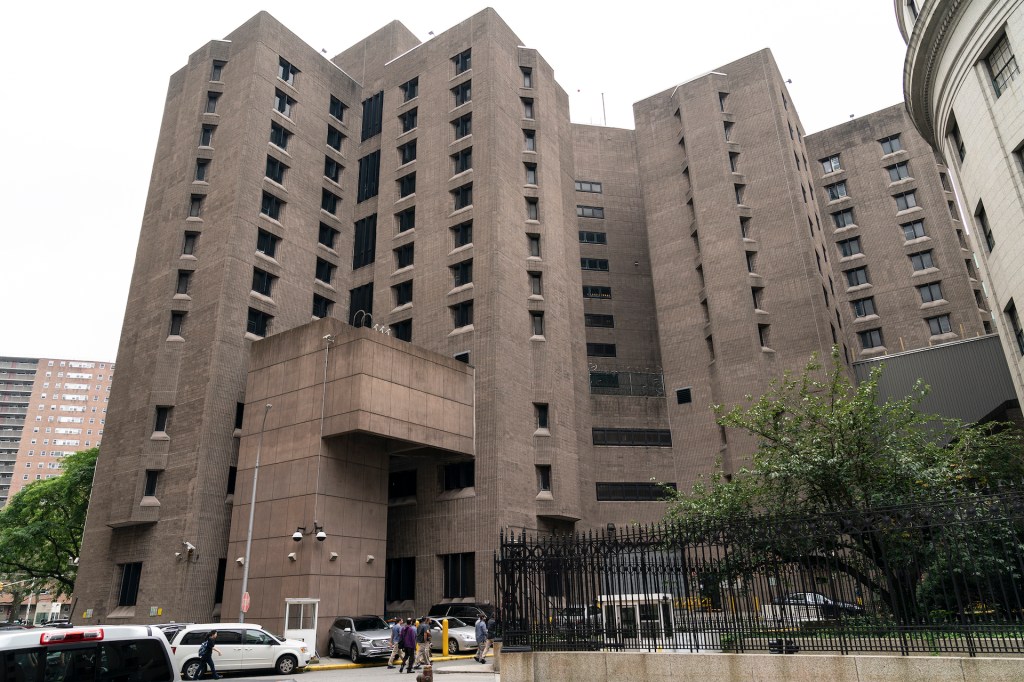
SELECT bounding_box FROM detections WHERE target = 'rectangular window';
[820,154,841,173]
[453,183,472,210]
[252,268,276,296]
[524,129,536,151]
[278,57,298,84]
[274,89,295,117]
[117,562,143,607]
[451,300,473,328]
[397,208,416,233]
[880,134,902,154]
[324,157,341,183]
[529,271,542,296]
[949,200,961,221]
[895,191,917,211]
[528,233,541,257]
[361,91,384,141]
[522,67,533,88]
[887,161,910,182]
[400,108,418,133]
[453,147,473,174]
[586,343,616,357]
[451,259,473,287]
[315,258,335,285]
[265,156,287,184]
[838,237,862,257]
[846,266,869,287]
[399,173,416,198]
[826,181,848,201]
[536,465,551,492]
[399,139,417,165]
[526,197,539,220]
[353,215,377,270]
[260,192,283,220]
[442,462,474,491]
[452,81,472,106]
[391,319,412,342]
[585,313,614,327]
[729,152,740,172]
[718,91,728,111]
[596,482,676,501]
[327,126,344,151]
[441,551,474,599]
[530,311,544,336]
[393,280,413,306]
[1006,301,1024,355]
[452,220,472,246]
[852,297,876,317]
[525,162,537,185]
[927,314,952,335]
[986,33,1020,96]
[329,95,346,121]
[902,219,926,240]
[453,113,472,139]
[950,121,966,162]
[205,92,220,114]
[745,252,757,273]
[919,282,943,303]
[581,258,609,271]
[188,194,203,218]
[389,470,417,501]
[453,49,471,74]
[400,77,419,102]
[312,294,332,319]
[195,159,209,182]
[832,208,855,228]
[176,270,191,295]
[357,150,381,202]
[522,98,534,119]
[859,328,883,349]
[583,285,612,299]
[592,428,672,447]
[256,229,279,257]
[321,188,340,215]
[976,202,995,252]
[210,61,224,81]
[724,121,733,141]
[910,250,934,271]
[154,406,171,433]
[574,180,602,193]
[386,557,416,602]
[270,122,291,150]
[395,243,414,269]
[349,283,373,327]
[200,125,214,147]
[576,205,604,218]
[169,312,185,337]
[535,404,549,430]
[182,231,199,255]
[758,323,771,348]
[579,230,607,244]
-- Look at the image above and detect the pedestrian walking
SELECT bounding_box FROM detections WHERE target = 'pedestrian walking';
[400,617,417,673]
[193,631,222,680]
[414,618,432,668]
[474,614,489,663]
[387,618,403,669]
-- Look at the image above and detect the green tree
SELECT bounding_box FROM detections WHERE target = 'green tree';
[0,447,98,596]
[665,353,1024,622]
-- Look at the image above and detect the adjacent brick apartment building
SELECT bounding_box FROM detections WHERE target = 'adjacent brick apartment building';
[73,9,995,649]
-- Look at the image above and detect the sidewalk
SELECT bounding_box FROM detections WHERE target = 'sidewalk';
[306,652,488,671]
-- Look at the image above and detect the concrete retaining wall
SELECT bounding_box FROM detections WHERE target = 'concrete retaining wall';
[500,651,1024,682]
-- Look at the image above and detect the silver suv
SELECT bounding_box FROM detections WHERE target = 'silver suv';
[327,616,391,662]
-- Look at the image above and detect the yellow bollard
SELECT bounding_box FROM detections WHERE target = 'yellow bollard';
[441,618,449,656]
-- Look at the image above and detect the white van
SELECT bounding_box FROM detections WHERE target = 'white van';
[169,624,310,679]
[0,625,176,682]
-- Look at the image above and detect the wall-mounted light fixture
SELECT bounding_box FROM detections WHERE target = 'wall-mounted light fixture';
[287,552,297,562]
[235,557,245,566]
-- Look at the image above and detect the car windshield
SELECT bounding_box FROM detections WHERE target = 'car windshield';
[353,617,388,631]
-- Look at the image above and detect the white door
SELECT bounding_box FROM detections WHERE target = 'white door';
[284,599,319,649]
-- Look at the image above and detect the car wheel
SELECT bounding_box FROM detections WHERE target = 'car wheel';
[327,638,338,658]
[276,655,298,675]
[350,644,361,663]
[182,659,202,680]
[448,638,459,655]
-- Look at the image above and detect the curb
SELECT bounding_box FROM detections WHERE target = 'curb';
[306,653,483,671]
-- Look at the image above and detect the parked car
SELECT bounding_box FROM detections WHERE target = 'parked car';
[426,603,494,621]
[155,622,192,642]
[770,592,864,618]
[423,616,478,655]
[0,625,176,682]
[169,623,310,678]
[327,616,392,662]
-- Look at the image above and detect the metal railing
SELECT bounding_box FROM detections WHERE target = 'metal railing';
[495,487,1024,656]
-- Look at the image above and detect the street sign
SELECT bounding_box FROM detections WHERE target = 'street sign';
[241,592,251,613]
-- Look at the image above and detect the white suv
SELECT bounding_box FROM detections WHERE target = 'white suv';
[169,623,310,679]
[0,625,176,682]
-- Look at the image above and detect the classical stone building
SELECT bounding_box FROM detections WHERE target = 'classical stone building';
[73,9,990,651]
[898,0,1024,401]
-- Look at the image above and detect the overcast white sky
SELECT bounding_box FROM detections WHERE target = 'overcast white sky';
[3,1,908,362]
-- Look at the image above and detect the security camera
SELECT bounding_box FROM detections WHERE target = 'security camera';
[315,530,327,542]
[292,530,303,542]
[183,541,196,552]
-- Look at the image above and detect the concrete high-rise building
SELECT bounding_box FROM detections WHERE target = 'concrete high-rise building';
[806,104,989,356]
[74,9,987,650]
[0,356,113,506]
[898,0,1024,401]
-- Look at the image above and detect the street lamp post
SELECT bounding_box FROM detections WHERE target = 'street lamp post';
[239,403,272,622]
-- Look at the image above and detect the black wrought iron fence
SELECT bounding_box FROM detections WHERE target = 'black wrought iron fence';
[495,486,1024,655]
